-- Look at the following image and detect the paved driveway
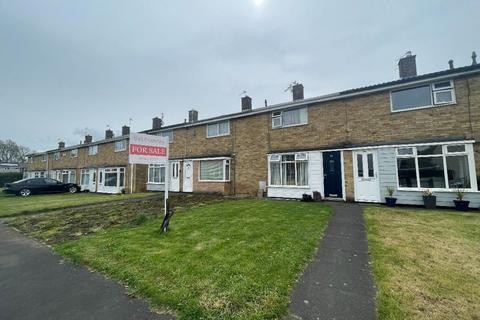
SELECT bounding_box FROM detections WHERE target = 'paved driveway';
[0,223,174,320]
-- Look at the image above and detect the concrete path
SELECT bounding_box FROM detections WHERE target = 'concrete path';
[0,223,174,320]
[286,202,376,320]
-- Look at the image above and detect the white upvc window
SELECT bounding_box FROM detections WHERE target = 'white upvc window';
[269,153,309,187]
[114,139,127,152]
[70,149,78,158]
[395,143,476,191]
[272,107,308,128]
[148,164,166,184]
[198,159,230,181]
[207,121,230,138]
[42,154,47,162]
[61,170,76,183]
[390,79,456,112]
[103,167,125,187]
[53,152,60,160]
[88,145,98,155]
[157,131,173,143]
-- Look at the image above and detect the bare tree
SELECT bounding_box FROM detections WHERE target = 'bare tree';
[0,139,33,164]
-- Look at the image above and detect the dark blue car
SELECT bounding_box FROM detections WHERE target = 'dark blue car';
[3,178,80,197]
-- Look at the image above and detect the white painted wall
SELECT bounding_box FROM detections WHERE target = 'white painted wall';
[267,151,324,199]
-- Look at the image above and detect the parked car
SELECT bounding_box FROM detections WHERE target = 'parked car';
[3,178,80,197]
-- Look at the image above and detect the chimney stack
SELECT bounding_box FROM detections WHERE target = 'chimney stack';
[122,125,130,136]
[188,109,198,123]
[84,134,92,144]
[472,51,478,65]
[241,95,252,112]
[58,141,65,149]
[448,59,454,70]
[152,117,163,130]
[292,83,304,100]
[105,128,114,139]
[398,52,417,78]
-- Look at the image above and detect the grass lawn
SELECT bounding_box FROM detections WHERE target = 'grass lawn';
[9,194,222,244]
[365,206,480,320]
[54,199,331,319]
[0,190,157,218]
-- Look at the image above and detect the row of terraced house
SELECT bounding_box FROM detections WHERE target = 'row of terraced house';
[25,53,480,207]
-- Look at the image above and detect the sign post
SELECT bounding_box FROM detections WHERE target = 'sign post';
[128,133,169,219]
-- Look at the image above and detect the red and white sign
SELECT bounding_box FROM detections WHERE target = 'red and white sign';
[128,133,169,165]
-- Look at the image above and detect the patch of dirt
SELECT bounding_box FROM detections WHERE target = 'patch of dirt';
[8,193,223,245]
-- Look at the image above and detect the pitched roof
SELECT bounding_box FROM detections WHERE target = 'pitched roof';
[145,63,480,134]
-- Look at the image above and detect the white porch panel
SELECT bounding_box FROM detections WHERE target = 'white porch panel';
[267,151,324,199]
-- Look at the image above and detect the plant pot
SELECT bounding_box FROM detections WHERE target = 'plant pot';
[453,199,470,211]
[422,195,437,209]
[385,197,397,207]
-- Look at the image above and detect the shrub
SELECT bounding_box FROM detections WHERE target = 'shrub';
[0,172,23,187]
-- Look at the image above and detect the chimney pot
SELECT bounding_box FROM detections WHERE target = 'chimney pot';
[472,51,478,65]
[398,52,417,78]
[152,117,163,130]
[58,141,65,149]
[105,128,114,140]
[188,109,198,123]
[84,134,92,144]
[448,59,454,70]
[241,95,252,111]
[292,83,304,100]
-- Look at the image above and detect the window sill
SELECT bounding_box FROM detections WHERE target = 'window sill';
[268,185,310,189]
[272,122,308,129]
[397,188,479,193]
[206,134,230,139]
[114,149,126,153]
[198,180,230,183]
[391,102,457,113]
[147,182,166,185]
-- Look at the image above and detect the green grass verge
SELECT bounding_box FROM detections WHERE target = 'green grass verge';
[0,191,156,217]
[55,199,331,319]
[365,206,480,320]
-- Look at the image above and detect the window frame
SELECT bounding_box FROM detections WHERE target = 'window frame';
[395,143,477,192]
[70,148,78,158]
[271,107,308,129]
[206,121,230,138]
[390,80,456,113]
[147,164,166,184]
[114,139,127,152]
[198,159,231,182]
[157,130,174,143]
[268,153,309,188]
[88,145,98,156]
[53,152,60,160]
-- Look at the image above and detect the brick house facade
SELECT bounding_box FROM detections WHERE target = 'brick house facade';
[25,56,480,206]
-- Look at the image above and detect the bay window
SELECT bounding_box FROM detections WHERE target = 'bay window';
[269,153,308,187]
[199,159,230,181]
[148,164,166,184]
[396,144,475,190]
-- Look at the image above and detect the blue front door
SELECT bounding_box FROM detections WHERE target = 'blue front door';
[323,151,343,198]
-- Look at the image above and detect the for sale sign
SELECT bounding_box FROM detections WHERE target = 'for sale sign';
[128,133,168,165]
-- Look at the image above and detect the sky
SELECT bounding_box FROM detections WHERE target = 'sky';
[0,0,479,152]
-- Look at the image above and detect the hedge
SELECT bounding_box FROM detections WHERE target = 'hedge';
[0,172,23,187]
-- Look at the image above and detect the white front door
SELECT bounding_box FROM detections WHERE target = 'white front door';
[183,160,193,192]
[170,161,180,192]
[353,150,380,202]
[80,169,97,192]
